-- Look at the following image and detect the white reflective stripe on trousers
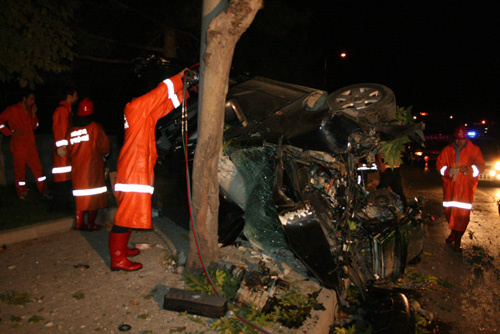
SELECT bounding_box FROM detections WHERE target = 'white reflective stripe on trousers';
[115,183,154,194]
[443,201,472,210]
[38,176,46,182]
[18,181,26,186]
[73,186,108,196]
[52,166,72,174]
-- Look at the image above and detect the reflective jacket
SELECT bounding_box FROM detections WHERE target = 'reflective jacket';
[52,101,73,182]
[114,74,188,229]
[436,140,485,211]
[0,103,47,196]
[67,121,110,211]
[0,102,39,150]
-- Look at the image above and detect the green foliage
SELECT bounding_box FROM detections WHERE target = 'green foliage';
[378,105,415,168]
[346,218,358,231]
[394,105,414,125]
[437,278,453,289]
[72,291,85,300]
[406,272,439,284]
[28,315,45,323]
[210,306,270,334]
[10,315,22,322]
[346,286,361,306]
[378,136,409,169]
[185,268,320,331]
[183,267,240,300]
[0,0,80,88]
[0,290,31,305]
[414,313,432,334]
[267,289,321,328]
[333,324,373,334]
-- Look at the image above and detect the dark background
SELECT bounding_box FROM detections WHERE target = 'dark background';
[2,1,499,136]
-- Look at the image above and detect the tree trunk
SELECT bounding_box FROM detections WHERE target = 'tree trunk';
[186,0,263,269]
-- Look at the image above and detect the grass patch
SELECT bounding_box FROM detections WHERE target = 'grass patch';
[0,184,116,231]
[72,291,85,300]
[0,290,31,305]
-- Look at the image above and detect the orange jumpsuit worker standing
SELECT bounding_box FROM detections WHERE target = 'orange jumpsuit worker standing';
[51,87,78,210]
[62,98,110,230]
[109,68,190,271]
[0,91,49,199]
[436,125,485,252]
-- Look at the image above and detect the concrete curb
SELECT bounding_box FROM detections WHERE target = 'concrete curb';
[0,207,117,246]
[0,217,73,246]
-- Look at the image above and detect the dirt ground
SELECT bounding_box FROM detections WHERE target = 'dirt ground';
[1,165,500,333]
[0,211,330,333]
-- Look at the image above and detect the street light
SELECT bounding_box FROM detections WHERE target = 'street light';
[324,51,348,89]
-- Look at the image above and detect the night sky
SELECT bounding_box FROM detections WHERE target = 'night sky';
[3,1,499,133]
[283,1,499,121]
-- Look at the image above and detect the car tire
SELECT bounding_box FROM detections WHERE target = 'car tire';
[327,83,396,125]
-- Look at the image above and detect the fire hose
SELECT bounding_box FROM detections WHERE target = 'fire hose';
[181,71,272,334]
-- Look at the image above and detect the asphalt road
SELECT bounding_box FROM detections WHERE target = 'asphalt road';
[397,165,500,334]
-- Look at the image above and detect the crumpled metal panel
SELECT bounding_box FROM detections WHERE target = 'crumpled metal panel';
[371,229,397,281]
[279,204,340,288]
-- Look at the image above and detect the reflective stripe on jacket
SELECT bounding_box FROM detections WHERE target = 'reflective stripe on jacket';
[436,141,485,210]
[114,74,188,229]
[67,122,110,211]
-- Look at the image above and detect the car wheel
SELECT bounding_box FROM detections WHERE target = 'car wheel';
[327,83,396,124]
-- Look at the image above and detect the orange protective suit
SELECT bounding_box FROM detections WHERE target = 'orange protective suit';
[114,74,188,229]
[436,141,485,232]
[67,121,110,211]
[52,101,73,182]
[0,102,47,196]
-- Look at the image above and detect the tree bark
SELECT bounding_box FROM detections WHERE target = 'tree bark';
[186,0,263,269]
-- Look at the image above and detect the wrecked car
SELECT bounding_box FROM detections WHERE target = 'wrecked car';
[153,75,426,295]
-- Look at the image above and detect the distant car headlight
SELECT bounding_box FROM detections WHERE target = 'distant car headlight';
[414,151,423,156]
[495,161,500,170]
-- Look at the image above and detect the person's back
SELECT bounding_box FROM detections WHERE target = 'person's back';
[65,98,110,230]
[51,86,78,211]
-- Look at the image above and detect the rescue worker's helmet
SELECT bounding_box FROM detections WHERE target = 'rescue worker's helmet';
[77,98,94,116]
[454,125,468,139]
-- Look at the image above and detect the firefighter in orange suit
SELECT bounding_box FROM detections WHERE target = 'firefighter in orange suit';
[436,125,485,251]
[60,98,110,230]
[109,68,190,271]
[51,86,78,211]
[0,91,49,199]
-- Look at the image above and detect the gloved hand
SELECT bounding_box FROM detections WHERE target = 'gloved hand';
[449,167,459,181]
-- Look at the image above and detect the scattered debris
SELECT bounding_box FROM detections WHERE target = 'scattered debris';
[28,315,45,323]
[118,323,131,331]
[0,290,31,305]
[135,243,151,250]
